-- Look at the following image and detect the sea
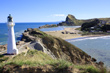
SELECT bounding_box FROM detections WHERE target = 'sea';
[0,22,110,68]
[0,22,61,45]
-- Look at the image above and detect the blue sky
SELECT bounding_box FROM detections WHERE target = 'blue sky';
[0,0,110,22]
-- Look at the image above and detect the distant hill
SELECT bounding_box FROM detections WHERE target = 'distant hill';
[57,14,110,26]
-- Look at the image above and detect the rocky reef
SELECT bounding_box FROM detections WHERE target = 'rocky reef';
[39,24,58,29]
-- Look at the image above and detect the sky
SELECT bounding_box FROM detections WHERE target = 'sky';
[0,0,110,22]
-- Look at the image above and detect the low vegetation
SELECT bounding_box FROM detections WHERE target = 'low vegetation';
[75,27,81,31]
[0,50,73,68]
[0,49,107,73]
[39,24,58,29]
[0,54,9,63]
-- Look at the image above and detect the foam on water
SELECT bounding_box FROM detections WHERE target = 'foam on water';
[15,30,24,37]
[67,36,110,42]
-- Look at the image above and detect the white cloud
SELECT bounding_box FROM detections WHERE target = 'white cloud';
[52,14,66,17]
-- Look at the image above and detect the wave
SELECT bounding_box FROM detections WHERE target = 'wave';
[0,41,7,45]
[66,36,110,42]
[15,30,24,37]
[15,30,24,41]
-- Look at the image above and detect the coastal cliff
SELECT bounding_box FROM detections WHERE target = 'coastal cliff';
[57,14,110,26]
[22,28,95,64]
[0,28,106,73]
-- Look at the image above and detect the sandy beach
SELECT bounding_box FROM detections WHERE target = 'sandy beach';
[45,27,110,40]
[45,28,86,40]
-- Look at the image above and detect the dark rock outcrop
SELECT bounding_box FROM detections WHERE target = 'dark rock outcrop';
[81,19,110,32]
[81,19,100,31]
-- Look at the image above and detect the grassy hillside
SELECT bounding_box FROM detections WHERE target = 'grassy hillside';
[28,28,93,64]
[0,50,72,67]
[0,49,106,73]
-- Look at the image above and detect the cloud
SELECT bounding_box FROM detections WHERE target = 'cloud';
[52,14,66,17]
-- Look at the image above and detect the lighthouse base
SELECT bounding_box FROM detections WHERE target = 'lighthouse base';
[7,48,18,55]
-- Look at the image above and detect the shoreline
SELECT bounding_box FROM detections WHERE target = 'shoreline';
[66,35,110,42]
[45,27,110,41]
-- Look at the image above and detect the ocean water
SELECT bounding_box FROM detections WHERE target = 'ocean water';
[67,36,110,67]
[0,22,59,45]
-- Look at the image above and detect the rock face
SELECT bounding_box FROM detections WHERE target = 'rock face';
[57,14,110,26]
[57,14,88,26]
[21,28,104,67]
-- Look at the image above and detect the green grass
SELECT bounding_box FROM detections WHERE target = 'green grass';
[81,31,110,36]
[74,65,107,73]
[0,50,107,73]
[0,49,73,69]
[0,54,4,58]
[0,54,9,63]
[75,27,81,31]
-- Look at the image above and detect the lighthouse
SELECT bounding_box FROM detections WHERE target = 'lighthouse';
[7,14,18,54]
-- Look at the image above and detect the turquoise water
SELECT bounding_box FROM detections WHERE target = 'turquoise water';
[67,36,110,67]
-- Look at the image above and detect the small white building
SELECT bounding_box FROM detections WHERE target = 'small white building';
[7,14,18,54]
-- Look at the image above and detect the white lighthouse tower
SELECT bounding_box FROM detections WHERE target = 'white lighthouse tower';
[7,14,18,54]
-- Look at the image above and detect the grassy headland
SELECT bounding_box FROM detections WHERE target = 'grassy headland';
[0,28,107,73]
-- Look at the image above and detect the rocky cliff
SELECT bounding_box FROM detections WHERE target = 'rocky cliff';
[21,28,103,66]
